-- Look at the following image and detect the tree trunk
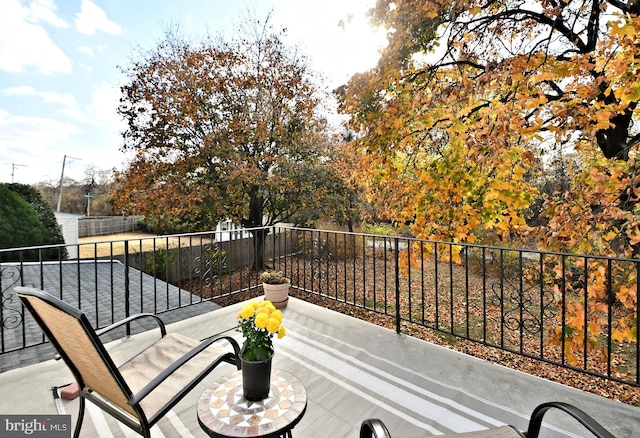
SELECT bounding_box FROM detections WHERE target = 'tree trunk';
[252,227,268,272]
[595,106,635,160]
[242,185,268,272]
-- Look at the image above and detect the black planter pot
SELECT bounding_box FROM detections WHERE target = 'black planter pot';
[241,355,273,401]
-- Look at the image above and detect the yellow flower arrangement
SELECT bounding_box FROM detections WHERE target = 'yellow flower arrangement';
[236,300,286,361]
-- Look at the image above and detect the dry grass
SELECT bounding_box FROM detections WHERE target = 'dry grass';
[78,232,190,258]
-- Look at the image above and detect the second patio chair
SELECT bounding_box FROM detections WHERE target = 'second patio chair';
[16,286,241,438]
[359,401,615,438]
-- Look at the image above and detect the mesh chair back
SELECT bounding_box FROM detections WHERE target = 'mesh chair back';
[18,288,137,417]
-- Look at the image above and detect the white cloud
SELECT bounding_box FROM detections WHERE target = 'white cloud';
[79,46,94,56]
[0,0,71,75]
[1,84,106,125]
[0,106,126,184]
[75,0,122,35]
[59,107,97,125]
[1,81,123,129]
[0,108,81,180]
[78,61,94,73]
[90,83,123,129]
[2,85,77,108]
[1,84,99,125]
[78,43,109,57]
[0,109,80,144]
[53,82,123,127]
[27,0,69,28]
[273,0,386,88]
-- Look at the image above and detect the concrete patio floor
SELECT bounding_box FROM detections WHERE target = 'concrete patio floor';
[0,297,637,437]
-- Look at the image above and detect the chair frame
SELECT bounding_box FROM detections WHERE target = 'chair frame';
[17,286,241,438]
[360,402,616,438]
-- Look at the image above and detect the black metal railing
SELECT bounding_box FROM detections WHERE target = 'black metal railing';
[1,226,638,388]
[274,228,639,389]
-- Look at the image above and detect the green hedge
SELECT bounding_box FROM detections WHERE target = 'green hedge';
[0,183,67,261]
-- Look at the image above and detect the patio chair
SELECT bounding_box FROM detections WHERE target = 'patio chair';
[16,286,241,438]
[359,401,615,438]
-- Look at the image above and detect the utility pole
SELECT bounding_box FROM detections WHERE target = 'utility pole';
[56,154,81,212]
[84,193,93,216]
[11,164,26,183]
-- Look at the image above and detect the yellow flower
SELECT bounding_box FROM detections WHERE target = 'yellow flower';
[266,317,280,334]
[265,302,276,312]
[238,304,254,320]
[254,312,269,329]
[236,299,286,361]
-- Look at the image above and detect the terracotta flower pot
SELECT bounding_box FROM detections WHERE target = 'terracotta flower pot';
[262,281,290,308]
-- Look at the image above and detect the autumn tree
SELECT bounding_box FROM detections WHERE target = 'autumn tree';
[114,17,331,270]
[81,166,114,216]
[337,1,639,362]
[340,0,639,244]
[316,131,366,232]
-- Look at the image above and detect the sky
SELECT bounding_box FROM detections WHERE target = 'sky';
[0,0,386,185]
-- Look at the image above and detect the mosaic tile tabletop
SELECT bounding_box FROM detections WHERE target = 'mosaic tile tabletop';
[197,369,307,437]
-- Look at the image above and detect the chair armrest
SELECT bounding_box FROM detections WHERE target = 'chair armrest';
[200,332,242,369]
[129,335,240,405]
[360,419,392,438]
[95,313,167,338]
[526,402,616,438]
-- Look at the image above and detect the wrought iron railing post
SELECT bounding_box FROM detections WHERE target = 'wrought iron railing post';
[124,240,130,337]
[394,237,401,334]
[636,261,640,386]
[271,226,276,272]
[606,258,613,377]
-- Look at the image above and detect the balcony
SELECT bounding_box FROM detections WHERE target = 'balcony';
[1,227,638,437]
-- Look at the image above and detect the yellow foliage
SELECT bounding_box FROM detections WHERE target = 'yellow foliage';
[338,0,640,353]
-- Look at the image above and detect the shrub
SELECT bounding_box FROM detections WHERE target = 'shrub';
[0,185,53,261]
[143,247,177,281]
[361,222,397,236]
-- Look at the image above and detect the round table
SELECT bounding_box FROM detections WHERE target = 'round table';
[197,369,307,438]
